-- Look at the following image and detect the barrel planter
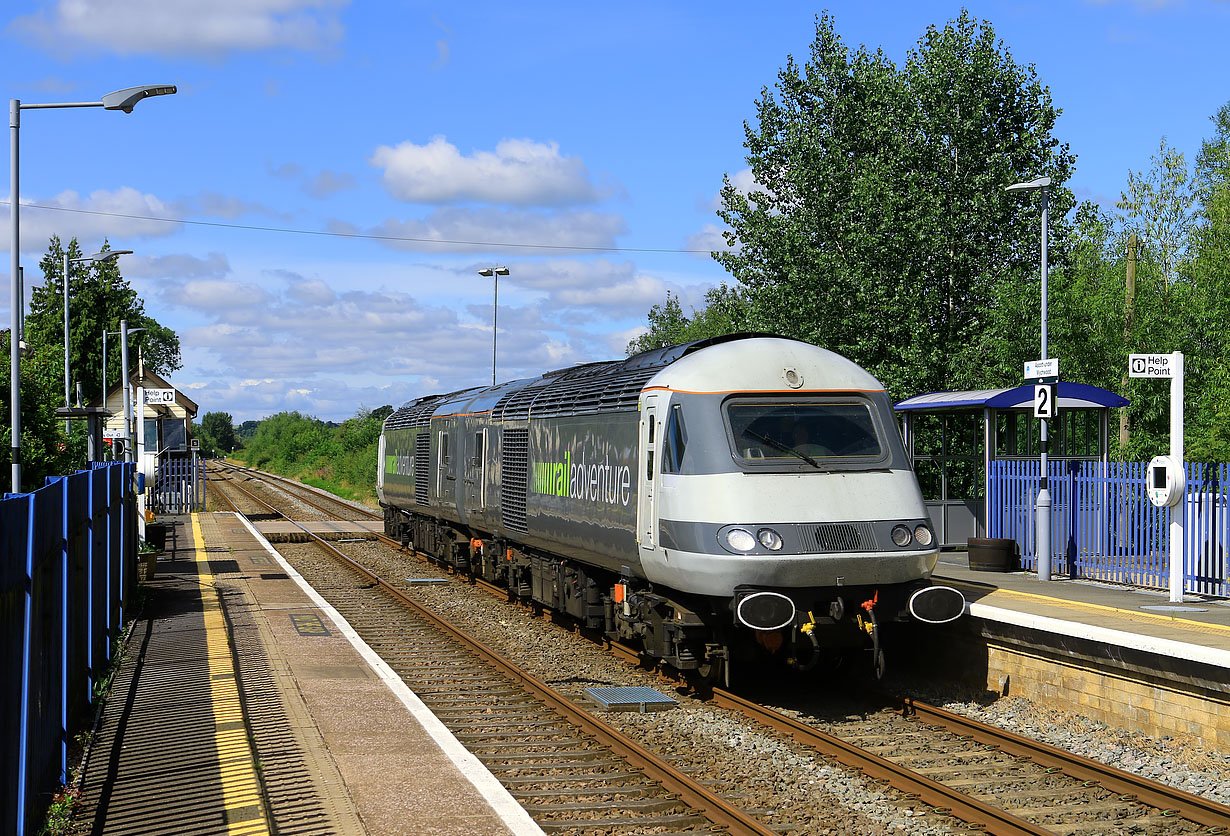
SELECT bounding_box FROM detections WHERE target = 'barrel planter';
[967,537,1017,572]
[145,521,167,553]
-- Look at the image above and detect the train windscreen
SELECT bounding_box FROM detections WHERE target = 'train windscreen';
[724,399,883,467]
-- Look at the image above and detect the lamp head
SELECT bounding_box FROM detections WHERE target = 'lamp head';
[101,85,177,113]
[477,266,510,277]
[1006,176,1051,193]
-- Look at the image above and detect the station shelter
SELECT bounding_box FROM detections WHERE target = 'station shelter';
[96,359,203,514]
[894,383,1129,548]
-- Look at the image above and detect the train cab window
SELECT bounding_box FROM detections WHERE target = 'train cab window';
[662,404,688,473]
[724,398,884,469]
[645,418,656,480]
[472,431,483,466]
[440,432,450,465]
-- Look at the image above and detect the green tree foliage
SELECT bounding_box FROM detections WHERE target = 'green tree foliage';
[1,333,86,489]
[712,11,1075,400]
[194,411,238,457]
[1181,103,1230,461]
[236,406,394,504]
[626,285,750,354]
[25,237,181,408]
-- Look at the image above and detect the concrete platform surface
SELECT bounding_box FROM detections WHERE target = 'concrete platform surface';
[73,512,544,836]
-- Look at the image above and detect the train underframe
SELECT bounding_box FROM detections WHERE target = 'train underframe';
[383,506,926,685]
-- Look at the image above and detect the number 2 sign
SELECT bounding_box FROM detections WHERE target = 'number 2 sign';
[1034,384,1057,418]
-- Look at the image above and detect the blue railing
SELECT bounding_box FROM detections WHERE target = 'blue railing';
[989,460,1229,597]
[1,463,136,836]
[148,453,204,514]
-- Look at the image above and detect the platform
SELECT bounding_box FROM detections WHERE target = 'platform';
[71,512,544,836]
[931,552,1230,748]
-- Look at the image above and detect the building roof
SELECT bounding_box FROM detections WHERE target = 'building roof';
[895,382,1129,412]
[94,360,199,418]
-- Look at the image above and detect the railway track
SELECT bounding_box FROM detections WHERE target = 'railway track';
[208,463,1230,836]
[211,465,779,836]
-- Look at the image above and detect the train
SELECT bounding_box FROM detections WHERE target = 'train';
[377,334,964,684]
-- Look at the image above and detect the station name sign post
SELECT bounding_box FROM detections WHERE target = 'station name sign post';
[1129,352,1186,603]
[1024,358,1059,580]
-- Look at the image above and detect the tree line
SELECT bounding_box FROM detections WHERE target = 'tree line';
[630,11,1230,463]
[1,237,180,490]
[234,407,392,504]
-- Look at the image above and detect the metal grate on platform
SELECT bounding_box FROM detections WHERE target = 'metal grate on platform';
[584,686,677,713]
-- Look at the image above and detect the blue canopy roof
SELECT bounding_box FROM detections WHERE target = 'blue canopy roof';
[895,382,1128,412]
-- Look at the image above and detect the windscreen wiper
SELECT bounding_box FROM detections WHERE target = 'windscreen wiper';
[744,429,822,469]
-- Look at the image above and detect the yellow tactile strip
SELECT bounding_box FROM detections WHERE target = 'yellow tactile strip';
[977,586,1230,640]
[71,517,272,836]
[189,513,272,836]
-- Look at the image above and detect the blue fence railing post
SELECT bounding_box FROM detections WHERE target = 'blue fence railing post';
[14,491,33,836]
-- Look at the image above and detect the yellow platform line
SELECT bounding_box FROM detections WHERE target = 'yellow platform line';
[978,586,1230,636]
[190,513,272,836]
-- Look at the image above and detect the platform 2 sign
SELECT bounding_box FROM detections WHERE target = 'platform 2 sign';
[1128,353,1174,378]
[143,388,176,404]
[1034,384,1057,418]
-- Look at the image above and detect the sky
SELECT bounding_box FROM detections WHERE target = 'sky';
[2,0,1228,423]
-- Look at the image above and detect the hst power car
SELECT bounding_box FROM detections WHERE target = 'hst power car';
[378,334,963,683]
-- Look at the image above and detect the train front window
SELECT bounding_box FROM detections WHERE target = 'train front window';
[724,399,884,468]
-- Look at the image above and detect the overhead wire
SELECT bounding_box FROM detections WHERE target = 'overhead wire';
[0,200,721,255]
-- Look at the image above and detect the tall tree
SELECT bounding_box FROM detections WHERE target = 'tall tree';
[626,285,751,355]
[714,11,1076,399]
[25,236,181,407]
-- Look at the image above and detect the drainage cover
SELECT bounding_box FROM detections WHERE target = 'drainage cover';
[584,686,677,712]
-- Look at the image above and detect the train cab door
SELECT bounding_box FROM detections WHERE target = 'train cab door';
[637,395,660,550]
[463,428,487,520]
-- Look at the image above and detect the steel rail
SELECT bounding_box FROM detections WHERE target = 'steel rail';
[219,462,381,520]
[897,697,1230,832]
[214,466,780,836]
[711,688,1054,836]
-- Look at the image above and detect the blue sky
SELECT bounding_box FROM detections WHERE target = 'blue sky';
[2,0,1228,422]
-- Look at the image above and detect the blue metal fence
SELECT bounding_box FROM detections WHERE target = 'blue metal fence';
[147,452,204,514]
[1,463,136,836]
[989,460,1229,597]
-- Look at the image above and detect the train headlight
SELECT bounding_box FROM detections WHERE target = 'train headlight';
[725,528,757,552]
[757,528,783,551]
[913,524,934,547]
[891,525,913,547]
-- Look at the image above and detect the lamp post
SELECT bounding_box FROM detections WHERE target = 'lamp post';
[63,249,132,431]
[477,266,509,386]
[9,84,175,493]
[1006,175,1052,581]
[118,321,146,464]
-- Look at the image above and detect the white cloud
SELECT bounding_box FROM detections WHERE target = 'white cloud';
[11,0,348,57]
[685,223,734,255]
[1,187,181,254]
[162,278,273,311]
[127,252,231,279]
[356,207,627,253]
[370,136,612,205]
[306,170,357,198]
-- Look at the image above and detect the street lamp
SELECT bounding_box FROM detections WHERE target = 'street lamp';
[9,83,175,493]
[1006,175,1052,581]
[477,266,509,386]
[63,249,132,430]
[119,321,146,464]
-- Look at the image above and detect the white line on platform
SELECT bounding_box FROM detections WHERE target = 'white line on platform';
[968,601,1230,670]
[235,512,547,836]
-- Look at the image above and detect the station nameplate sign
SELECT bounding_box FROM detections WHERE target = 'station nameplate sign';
[1128,354,1173,378]
[1024,358,1059,380]
[143,388,176,404]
